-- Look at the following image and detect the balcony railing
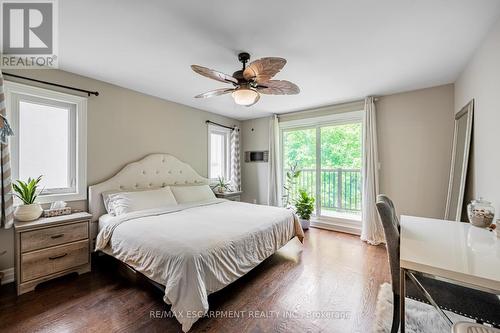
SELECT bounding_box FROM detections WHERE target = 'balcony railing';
[285,168,362,213]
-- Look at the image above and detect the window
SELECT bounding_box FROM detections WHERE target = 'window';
[5,81,87,203]
[280,111,363,225]
[207,125,231,180]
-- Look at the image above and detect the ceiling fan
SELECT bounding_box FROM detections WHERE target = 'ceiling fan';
[191,52,300,107]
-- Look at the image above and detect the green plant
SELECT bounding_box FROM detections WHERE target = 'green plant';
[294,189,315,220]
[211,176,232,192]
[283,162,301,206]
[12,176,43,205]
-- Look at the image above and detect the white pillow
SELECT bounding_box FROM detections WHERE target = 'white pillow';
[102,188,161,215]
[170,185,216,204]
[107,187,178,216]
[102,190,120,215]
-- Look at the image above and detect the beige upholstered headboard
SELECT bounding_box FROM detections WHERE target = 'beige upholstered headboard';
[88,154,209,221]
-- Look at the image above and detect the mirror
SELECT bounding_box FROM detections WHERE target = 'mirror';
[445,100,474,221]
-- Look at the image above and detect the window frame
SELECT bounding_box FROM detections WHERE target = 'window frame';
[4,81,87,203]
[207,124,231,181]
[279,110,364,229]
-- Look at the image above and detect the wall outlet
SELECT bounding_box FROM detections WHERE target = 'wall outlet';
[253,199,257,204]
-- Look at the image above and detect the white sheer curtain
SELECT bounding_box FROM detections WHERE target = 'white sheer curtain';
[361,97,385,245]
[230,126,241,191]
[267,115,281,206]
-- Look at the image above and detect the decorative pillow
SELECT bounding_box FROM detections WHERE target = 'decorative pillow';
[107,187,178,216]
[170,185,216,204]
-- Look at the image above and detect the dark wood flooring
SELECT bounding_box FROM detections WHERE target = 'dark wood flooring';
[0,228,389,333]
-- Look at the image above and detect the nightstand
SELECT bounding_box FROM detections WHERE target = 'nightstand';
[14,212,92,295]
[214,191,242,201]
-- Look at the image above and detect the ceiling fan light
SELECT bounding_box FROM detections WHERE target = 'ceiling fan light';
[232,88,259,106]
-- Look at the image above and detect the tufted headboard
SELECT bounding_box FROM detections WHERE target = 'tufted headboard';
[88,153,209,221]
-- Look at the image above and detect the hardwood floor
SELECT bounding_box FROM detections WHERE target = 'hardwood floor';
[0,228,389,333]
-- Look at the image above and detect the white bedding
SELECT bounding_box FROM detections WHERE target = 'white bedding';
[95,199,303,332]
[98,213,114,230]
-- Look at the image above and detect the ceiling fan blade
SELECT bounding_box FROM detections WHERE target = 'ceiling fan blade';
[191,65,238,85]
[194,88,235,98]
[243,57,287,83]
[256,80,300,95]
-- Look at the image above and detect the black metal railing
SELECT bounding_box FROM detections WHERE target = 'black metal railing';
[286,168,362,213]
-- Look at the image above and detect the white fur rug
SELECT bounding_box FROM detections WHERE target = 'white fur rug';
[374,283,472,333]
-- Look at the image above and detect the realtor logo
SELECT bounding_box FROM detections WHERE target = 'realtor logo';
[0,0,58,68]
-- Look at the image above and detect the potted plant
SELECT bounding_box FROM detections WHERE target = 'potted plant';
[294,189,315,230]
[282,162,301,207]
[12,176,44,221]
[211,176,232,194]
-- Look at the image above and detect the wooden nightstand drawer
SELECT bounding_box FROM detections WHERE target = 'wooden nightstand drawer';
[15,212,92,295]
[20,221,88,253]
[21,239,89,282]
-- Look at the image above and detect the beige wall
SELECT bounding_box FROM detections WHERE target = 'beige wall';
[377,84,455,218]
[240,84,455,220]
[454,17,500,216]
[240,117,270,204]
[0,69,239,272]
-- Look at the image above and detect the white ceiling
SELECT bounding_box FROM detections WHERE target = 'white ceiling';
[59,0,500,120]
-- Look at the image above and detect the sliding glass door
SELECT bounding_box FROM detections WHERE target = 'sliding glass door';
[282,127,317,209]
[281,114,363,222]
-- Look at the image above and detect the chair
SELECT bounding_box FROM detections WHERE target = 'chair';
[376,194,500,333]
[452,322,500,333]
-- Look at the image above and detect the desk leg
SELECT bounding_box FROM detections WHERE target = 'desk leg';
[400,268,406,333]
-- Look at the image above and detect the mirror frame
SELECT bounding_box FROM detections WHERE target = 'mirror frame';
[445,99,474,221]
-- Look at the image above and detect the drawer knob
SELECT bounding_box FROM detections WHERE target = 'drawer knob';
[50,234,64,239]
[48,253,68,260]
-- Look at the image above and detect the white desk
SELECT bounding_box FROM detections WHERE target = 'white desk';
[400,215,500,333]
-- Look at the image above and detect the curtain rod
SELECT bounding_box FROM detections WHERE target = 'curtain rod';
[205,120,238,131]
[2,72,99,97]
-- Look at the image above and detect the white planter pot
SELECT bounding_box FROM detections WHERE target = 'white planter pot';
[300,218,310,230]
[14,203,43,222]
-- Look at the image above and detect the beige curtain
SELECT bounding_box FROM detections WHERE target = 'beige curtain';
[230,126,241,191]
[0,72,14,229]
[267,115,281,206]
[360,97,385,245]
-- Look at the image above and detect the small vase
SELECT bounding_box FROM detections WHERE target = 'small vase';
[14,203,43,222]
[300,218,310,230]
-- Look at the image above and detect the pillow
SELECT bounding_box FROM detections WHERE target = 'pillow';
[107,187,178,216]
[102,187,164,215]
[102,190,121,215]
[170,185,216,204]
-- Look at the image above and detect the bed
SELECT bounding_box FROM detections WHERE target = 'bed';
[89,154,304,332]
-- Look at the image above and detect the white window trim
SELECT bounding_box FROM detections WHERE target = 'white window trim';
[279,110,364,130]
[279,110,364,229]
[4,81,87,204]
[207,124,231,181]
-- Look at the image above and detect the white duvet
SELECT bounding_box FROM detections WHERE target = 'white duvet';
[95,199,304,332]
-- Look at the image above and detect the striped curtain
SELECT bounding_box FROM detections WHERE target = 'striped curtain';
[0,72,14,229]
[267,115,281,206]
[230,126,241,191]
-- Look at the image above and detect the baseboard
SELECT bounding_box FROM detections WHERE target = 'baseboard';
[1,267,15,285]
[311,220,361,236]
